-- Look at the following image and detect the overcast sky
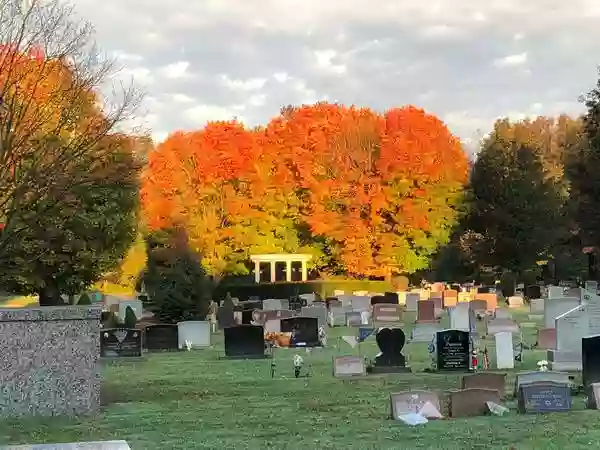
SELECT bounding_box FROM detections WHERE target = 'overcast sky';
[70,0,600,151]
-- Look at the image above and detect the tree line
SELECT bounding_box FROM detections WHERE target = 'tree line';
[1,0,600,307]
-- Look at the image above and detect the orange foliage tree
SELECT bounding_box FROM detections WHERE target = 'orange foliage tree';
[264,103,469,277]
[144,103,469,279]
[141,122,312,279]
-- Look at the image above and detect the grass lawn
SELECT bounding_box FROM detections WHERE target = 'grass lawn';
[1,309,599,449]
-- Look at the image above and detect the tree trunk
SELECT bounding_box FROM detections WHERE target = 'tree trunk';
[38,280,62,306]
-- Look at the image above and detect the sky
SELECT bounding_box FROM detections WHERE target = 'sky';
[70,0,600,152]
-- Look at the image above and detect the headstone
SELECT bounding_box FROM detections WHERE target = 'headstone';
[443,290,458,308]
[410,322,442,343]
[333,356,366,377]
[547,285,565,298]
[529,298,544,313]
[537,328,556,349]
[507,296,523,308]
[582,334,600,388]
[476,293,498,311]
[217,302,235,329]
[495,331,514,369]
[301,305,327,328]
[449,303,470,331]
[281,317,320,347]
[548,305,587,371]
[299,293,317,305]
[525,285,542,299]
[494,309,512,320]
[543,297,580,329]
[389,391,442,420]
[223,325,265,358]
[177,321,211,349]
[100,328,142,358]
[449,388,501,417]
[405,293,419,312]
[513,371,571,397]
[144,324,178,351]
[435,329,470,372]
[346,311,362,327]
[328,306,348,327]
[587,382,600,409]
[370,328,410,373]
[0,441,131,449]
[263,299,283,311]
[469,299,487,313]
[264,319,281,333]
[485,318,519,335]
[372,304,403,326]
[517,381,571,413]
[583,290,600,335]
[416,300,436,323]
[461,373,506,396]
[586,281,598,292]
[350,296,371,312]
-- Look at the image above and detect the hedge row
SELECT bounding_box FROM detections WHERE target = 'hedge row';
[213,280,393,301]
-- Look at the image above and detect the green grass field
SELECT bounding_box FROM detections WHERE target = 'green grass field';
[1,309,599,449]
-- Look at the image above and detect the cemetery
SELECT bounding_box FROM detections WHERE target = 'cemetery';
[4,285,600,448]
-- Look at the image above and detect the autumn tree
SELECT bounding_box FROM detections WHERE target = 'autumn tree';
[0,0,139,257]
[466,119,568,274]
[264,103,469,277]
[141,122,314,280]
[0,133,141,305]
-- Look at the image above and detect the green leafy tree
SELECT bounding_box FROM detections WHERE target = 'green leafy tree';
[466,119,568,274]
[141,229,212,324]
[567,70,600,250]
[0,134,140,305]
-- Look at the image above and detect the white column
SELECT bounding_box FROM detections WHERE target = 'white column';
[270,261,276,282]
[286,260,292,282]
[301,260,308,281]
[254,260,260,283]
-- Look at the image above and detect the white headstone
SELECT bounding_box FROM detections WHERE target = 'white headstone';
[529,298,544,313]
[405,293,419,312]
[333,356,366,377]
[585,281,598,292]
[410,323,442,342]
[350,296,371,312]
[449,303,470,331]
[555,305,588,354]
[583,289,600,335]
[177,321,211,349]
[299,293,316,305]
[495,331,514,369]
[547,285,565,299]
[301,305,327,327]
[494,309,512,320]
[543,297,580,329]
[263,299,283,311]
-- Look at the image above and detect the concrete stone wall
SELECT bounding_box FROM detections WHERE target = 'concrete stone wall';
[0,306,102,418]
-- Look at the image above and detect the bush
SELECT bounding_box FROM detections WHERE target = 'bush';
[141,230,212,324]
[77,293,92,305]
[213,279,393,301]
[123,305,137,328]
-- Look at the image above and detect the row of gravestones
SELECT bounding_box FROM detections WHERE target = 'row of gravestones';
[101,317,323,359]
[388,371,574,419]
[334,329,475,375]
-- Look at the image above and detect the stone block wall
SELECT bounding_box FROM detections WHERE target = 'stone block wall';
[0,306,102,417]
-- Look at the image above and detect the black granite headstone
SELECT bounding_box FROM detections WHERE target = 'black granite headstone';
[435,329,470,371]
[525,285,542,299]
[217,304,235,329]
[370,295,387,305]
[144,324,178,351]
[101,328,142,357]
[384,292,399,303]
[518,381,571,413]
[373,328,408,368]
[224,325,265,358]
[583,335,600,388]
[280,317,319,347]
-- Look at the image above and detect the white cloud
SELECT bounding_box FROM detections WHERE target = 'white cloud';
[69,0,599,150]
[493,52,528,67]
[160,61,190,79]
[220,74,267,91]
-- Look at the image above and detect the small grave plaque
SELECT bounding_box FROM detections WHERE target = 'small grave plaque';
[449,388,501,417]
[461,373,506,396]
[518,381,571,413]
[333,356,366,377]
[144,324,178,351]
[436,329,470,371]
[390,390,442,419]
[100,328,142,358]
